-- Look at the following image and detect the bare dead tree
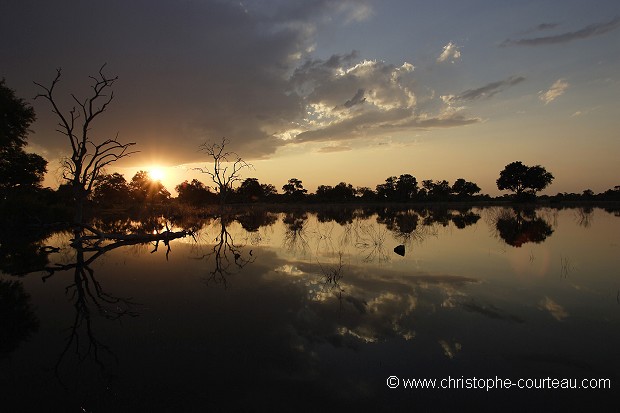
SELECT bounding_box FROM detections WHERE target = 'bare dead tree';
[34,64,137,224]
[195,137,252,205]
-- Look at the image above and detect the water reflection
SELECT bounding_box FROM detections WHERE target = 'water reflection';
[1,206,618,411]
[0,279,39,357]
[491,207,555,247]
[197,214,255,286]
[283,210,310,254]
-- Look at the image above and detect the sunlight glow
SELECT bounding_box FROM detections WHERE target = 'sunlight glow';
[148,166,165,181]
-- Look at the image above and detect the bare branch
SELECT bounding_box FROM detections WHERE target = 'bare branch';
[195,137,253,204]
[33,65,136,223]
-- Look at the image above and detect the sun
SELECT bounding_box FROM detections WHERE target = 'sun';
[148,166,165,181]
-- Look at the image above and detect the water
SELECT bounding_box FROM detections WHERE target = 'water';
[1,206,619,411]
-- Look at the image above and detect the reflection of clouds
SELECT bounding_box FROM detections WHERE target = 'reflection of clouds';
[539,296,569,321]
[460,300,524,323]
[266,257,479,347]
[439,340,462,359]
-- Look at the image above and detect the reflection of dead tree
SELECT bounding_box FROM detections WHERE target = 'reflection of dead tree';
[69,223,191,261]
[19,233,143,385]
[282,211,310,255]
[199,218,255,287]
[317,252,346,307]
[574,207,594,228]
[353,223,388,263]
[313,221,335,257]
[318,252,345,285]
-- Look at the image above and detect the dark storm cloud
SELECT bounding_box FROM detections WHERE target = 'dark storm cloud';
[446,76,525,103]
[1,0,479,165]
[1,0,317,163]
[501,16,620,46]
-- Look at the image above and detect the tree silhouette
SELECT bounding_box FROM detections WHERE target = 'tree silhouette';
[34,65,136,223]
[0,79,47,197]
[497,161,554,199]
[195,137,252,205]
[282,178,307,201]
[175,179,217,205]
[395,174,418,201]
[452,178,481,199]
[92,172,131,206]
[129,170,170,203]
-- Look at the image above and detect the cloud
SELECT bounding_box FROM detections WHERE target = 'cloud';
[318,145,352,153]
[443,76,525,103]
[343,88,366,108]
[534,22,560,31]
[437,42,461,63]
[501,16,620,46]
[539,79,569,104]
[284,54,479,143]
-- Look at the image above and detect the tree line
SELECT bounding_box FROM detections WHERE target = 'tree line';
[1,69,619,227]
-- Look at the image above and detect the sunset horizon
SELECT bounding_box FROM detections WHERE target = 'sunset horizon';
[3,1,618,197]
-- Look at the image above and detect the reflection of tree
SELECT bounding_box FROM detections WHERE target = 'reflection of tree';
[354,222,388,263]
[0,279,39,357]
[316,207,356,226]
[49,241,139,375]
[199,216,255,286]
[0,228,57,275]
[235,210,278,233]
[574,207,594,228]
[451,209,481,229]
[317,252,346,308]
[493,208,554,247]
[13,228,185,380]
[282,211,309,254]
[420,207,451,227]
[376,208,422,243]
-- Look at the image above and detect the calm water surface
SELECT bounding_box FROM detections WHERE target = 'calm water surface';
[1,207,618,411]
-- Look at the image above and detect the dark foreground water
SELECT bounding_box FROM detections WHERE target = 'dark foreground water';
[1,206,618,411]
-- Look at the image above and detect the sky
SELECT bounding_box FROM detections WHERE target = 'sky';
[2,0,619,196]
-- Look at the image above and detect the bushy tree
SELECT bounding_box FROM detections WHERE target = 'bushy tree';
[0,79,47,197]
[423,179,451,200]
[92,172,131,206]
[282,178,307,201]
[497,161,554,198]
[129,170,170,203]
[452,178,481,199]
[376,176,397,201]
[175,179,216,205]
[395,174,418,201]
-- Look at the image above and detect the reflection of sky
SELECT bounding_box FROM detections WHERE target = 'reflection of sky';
[3,208,619,410]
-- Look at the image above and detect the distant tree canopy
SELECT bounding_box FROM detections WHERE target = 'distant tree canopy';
[283,178,307,200]
[0,79,47,196]
[315,182,356,202]
[237,178,277,203]
[452,178,481,199]
[92,172,131,206]
[176,179,217,205]
[497,161,554,198]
